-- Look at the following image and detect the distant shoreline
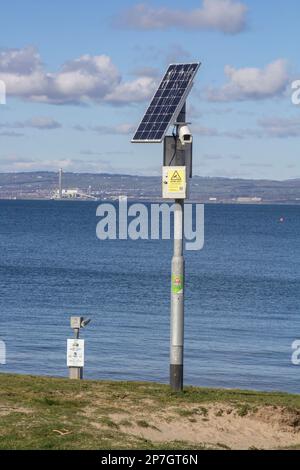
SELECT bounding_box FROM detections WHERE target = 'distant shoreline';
[0,197,300,206]
[0,172,300,205]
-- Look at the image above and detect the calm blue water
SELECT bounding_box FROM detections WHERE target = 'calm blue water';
[0,200,300,393]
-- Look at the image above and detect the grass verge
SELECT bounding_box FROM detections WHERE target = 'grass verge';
[1,374,300,450]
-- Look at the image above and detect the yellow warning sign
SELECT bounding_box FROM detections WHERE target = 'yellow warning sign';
[168,168,186,193]
[171,171,182,182]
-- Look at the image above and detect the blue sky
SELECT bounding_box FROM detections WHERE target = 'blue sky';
[0,0,299,179]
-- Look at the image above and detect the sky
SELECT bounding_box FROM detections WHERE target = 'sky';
[0,0,299,180]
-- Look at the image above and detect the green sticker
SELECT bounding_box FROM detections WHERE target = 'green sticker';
[172,274,184,294]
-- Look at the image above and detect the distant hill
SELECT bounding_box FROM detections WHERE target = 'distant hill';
[0,171,299,204]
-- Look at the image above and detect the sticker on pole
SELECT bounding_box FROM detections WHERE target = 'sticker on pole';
[168,168,185,194]
[172,274,184,294]
[67,339,85,367]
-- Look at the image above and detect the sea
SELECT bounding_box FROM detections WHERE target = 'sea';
[0,200,300,393]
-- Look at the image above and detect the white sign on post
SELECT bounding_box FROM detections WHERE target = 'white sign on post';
[67,339,85,368]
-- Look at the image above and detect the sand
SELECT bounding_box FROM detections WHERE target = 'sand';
[109,403,300,450]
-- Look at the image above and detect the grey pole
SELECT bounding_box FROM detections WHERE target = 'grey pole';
[170,104,186,392]
[69,366,83,380]
[170,103,187,393]
[177,102,186,125]
[170,198,185,392]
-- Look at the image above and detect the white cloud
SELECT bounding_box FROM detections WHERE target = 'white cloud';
[80,149,132,157]
[0,117,61,130]
[73,123,137,135]
[192,124,257,139]
[192,115,300,140]
[25,117,62,129]
[91,123,136,135]
[258,117,300,138]
[73,125,86,132]
[115,0,248,34]
[193,125,220,137]
[0,46,41,74]
[130,66,159,78]
[0,46,156,105]
[207,59,289,102]
[0,156,72,172]
[104,76,157,105]
[0,47,49,101]
[0,131,24,137]
[165,44,192,64]
[0,155,115,173]
[50,54,121,104]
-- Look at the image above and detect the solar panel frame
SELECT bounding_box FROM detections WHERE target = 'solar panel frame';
[132,63,201,143]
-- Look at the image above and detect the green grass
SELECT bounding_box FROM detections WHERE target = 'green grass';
[1,373,300,450]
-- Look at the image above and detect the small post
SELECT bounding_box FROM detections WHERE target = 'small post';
[69,365,83,380]
[68,316,91,380]
[69,324,83,380]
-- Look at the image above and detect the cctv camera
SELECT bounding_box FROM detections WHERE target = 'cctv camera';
[81,318,91,328]
[178,125,192,145]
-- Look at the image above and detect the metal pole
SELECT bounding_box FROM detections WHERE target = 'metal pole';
[177,103,186,124]
[170,198,185,392]
[170,105,187,392]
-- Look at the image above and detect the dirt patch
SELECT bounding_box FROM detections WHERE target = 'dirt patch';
[255,406,300,430]
[0,405,32,417]
[111,404,300,450]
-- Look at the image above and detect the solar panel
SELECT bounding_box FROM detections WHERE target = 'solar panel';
[132,63,200,143]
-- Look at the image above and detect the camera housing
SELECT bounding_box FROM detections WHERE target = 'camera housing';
[178,125,193,145]
[70,316,91,329]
